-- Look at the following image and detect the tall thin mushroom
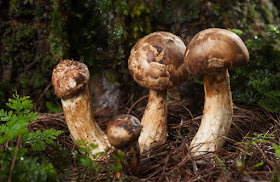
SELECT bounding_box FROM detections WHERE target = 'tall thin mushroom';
[52,60,111,156]
[128,31,188,153]
[184,28,249,156]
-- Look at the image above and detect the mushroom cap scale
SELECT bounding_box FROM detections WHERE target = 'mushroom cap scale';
[128,31,188,90]
[107,114,142,149]
[52,60,90,100]
[184,28,249,77]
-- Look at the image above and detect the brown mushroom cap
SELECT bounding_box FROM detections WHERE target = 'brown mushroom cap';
[184,28,249,77]
[107,114,142,149]
[128,31,188,90]
[52,60,90,100]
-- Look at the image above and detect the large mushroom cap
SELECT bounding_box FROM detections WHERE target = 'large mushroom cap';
[107,114,142,149]
[52,59,90,99]
[128,31,188,90]
[184,28,249,77]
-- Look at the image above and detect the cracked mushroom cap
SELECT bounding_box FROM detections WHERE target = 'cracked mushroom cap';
[107,114,142,149]
[52,60,90,100]
[184,28,249,77]
[128,31,188,90]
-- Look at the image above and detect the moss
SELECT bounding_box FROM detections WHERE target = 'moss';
[0,0,280,112]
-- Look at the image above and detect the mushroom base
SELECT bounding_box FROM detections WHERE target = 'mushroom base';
[121,141,140,176]
[139,89,168,153]
[61,86,112,157]
[190,70,233,156]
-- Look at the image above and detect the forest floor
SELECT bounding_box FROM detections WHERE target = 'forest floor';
[29,98,280,181]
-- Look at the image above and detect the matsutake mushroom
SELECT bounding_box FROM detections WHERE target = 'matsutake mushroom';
[128,31,188,153]
[52,60,111,156]
[184,28,249,156]
[107,114,142,177]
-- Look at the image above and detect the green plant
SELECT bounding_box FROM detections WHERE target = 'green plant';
[235,133,275,170]
[73,139,102,172]
[235,133,275,148]
[269,143,280,181]
[273,143,280,159]
[73,139,128,181]
[231,25,280,113]
[0,94,63,181]
[235,133,280,181]
[216,155,227,175]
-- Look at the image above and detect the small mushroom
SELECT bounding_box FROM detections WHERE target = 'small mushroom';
[184,28,249,156]
[128,31,188,153]
[52,60,111,156]
[107,114,142,176]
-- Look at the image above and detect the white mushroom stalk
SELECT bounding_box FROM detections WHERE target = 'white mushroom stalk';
[191,70,232,154]
[52,60,112,156]
[139,89,167,153]
[184,28,249,156]
[128,31,188,153]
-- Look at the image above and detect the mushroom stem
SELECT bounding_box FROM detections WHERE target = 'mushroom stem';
[121,141,140,175]
[138,89,167,153]
[52,60,112,157]
[190,70,232,156]
[61,85,111,155]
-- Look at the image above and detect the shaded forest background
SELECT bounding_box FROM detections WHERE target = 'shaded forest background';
[0,0,280,113]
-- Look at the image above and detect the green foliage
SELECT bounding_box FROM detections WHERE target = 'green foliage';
[0,94,38,144]
[1,23,36,65]
[235,133,275,147]
[0,146,58,182]
[231,26,280,113]
[0,93,63,150]
[74,139,127,180]
[14,158,57,182]
[231,28,244,35]
[23,129,63,151]
[64,0,202,87]
[0,0,64,111]
[270,144,280,181]
[216,155,227,174]
[273,143,280,159]
[0,94,63,181]
[1,0,280,115]
[109,151,124,172]
[235,133,275,170]
[73,139,105,173]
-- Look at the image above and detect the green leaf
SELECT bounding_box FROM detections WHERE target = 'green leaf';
[231,28,243,35]
[253,161,264,168]
[23,129,63,151]
[273,143,280,158]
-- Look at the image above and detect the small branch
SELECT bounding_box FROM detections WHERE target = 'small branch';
[180,103,194,119]
[127,95,149,114]
[8,135,22,182]
[157,155,169,181]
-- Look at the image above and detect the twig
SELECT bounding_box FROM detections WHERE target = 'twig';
[35,82,52,111]
[37,82,52,103]
[157,155,169,182]
[127,95,149,114]
[8,135,21,182]
[180,103,194,119]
